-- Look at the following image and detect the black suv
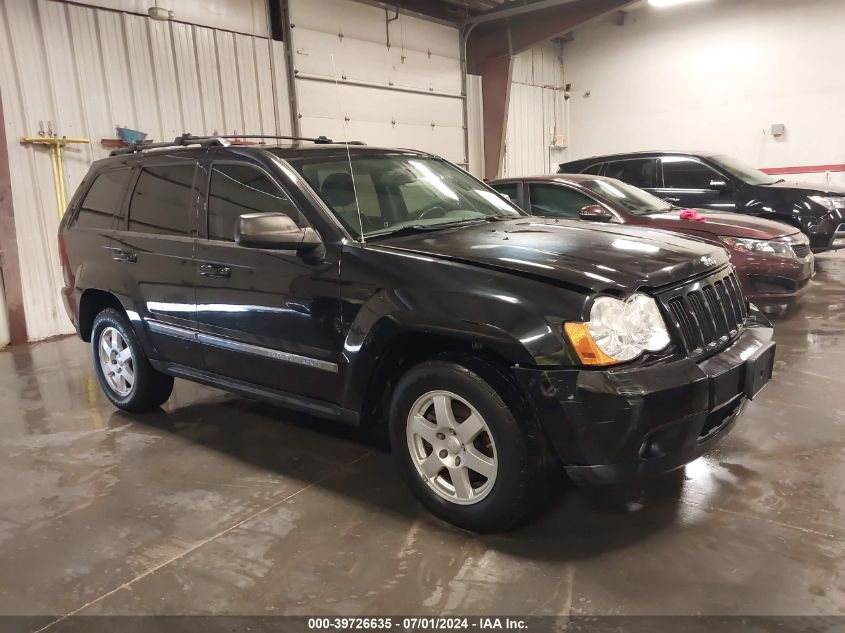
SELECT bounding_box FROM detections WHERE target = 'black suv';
[558,151,845,252]
[59,135,775,531]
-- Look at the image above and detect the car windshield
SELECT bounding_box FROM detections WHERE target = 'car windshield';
[581,178,673,215]
[282,153,523,239]
[709,154,780,185]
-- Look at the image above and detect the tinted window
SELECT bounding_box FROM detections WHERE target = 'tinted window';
[129,165,195,235]
[581,163,605,176]
[286,155,519,239]
[76,169,133,229]
[208,164,299,242]
[604,159,657,188]
[529,184,595,219]
[709,155,777,185]
[661,158,720,189]
[582,179,673,215]
[297,160,383,233]
[491,183,519,204]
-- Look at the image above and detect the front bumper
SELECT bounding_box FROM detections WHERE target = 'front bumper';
[807,213,845,252]
[735,253,814,306]
[515,323,774,485]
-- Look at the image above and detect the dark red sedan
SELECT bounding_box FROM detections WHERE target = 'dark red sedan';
[489,174,814,307]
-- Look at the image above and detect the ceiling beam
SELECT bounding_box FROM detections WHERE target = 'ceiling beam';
[466,0,637,178]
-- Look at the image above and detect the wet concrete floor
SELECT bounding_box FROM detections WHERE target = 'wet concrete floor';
[0,253,843,622]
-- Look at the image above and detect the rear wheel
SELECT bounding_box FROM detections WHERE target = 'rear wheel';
[91,308,173,412]
[389,359,547,532]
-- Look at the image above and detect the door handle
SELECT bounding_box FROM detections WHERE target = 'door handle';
[199,263,231,278]
[663,197,681,203]
[112,249,137,263]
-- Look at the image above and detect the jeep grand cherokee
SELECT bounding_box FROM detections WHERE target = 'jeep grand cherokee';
[59,134,775,532]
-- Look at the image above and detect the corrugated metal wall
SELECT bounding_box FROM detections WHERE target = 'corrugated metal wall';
[503,41,567,177]
[289,0,466,165]
[466,74,484,178]
[0,0,291,341]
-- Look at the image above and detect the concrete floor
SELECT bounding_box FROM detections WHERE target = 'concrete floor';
[1,254,844,623]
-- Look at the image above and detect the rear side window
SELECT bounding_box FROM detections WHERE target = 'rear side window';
[491,183,519,205]
[604,159,657,188]
[129,164,196,236]
[75,169,133,229]
[207,164,300,242]
[581,163,605,176]
[661,158,721,189]
[529,184,595,219]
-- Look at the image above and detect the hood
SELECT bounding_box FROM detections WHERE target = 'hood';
[377,218,729,294]
[641,209,798,239]
[762,179,845,195]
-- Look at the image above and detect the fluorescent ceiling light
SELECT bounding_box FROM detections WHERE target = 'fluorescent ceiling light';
[648,0,708,7]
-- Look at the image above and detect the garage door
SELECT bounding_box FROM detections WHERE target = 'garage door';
[288,0,466,166]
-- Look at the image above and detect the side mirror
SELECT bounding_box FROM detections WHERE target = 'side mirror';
[579,204,614,222]
[235,212,322,253]
[709,179,730,191]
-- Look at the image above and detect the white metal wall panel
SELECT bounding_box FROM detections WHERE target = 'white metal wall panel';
[271,40,293,137]
[289,0,465,164]
[466,74,484,179]
[70,0,270,38]
[172,21,205,131]
[0,0,291,340]
[503,42,566,177]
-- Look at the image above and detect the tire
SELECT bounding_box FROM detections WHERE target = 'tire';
[389,358,548,532]
[91,308,174,412]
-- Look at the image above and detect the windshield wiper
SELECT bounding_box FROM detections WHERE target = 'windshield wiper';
[366,224,444,239]
[367,216,518,240]
[367,220,482,239]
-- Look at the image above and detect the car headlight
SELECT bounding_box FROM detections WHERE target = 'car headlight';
[719,236,796,259]
[563,294,671,366]
[809,195,845,211]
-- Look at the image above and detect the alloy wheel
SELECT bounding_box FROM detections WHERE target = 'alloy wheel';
[406,390,498,505]
[98,326,135,397]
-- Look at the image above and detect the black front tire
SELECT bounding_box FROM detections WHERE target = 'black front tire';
[389,358,548,532]
[91,308,174,412]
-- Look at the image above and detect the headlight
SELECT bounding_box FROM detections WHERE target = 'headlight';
[563,294,671,366]
[719,236,796,259]
[809,195,845,211]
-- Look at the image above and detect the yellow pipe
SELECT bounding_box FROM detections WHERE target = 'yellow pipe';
[20,135,89,217]
[56,143,68,211]
[20,136,89,145]
[48,144,63,218]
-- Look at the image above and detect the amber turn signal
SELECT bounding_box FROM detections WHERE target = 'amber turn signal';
[563,322,619,367]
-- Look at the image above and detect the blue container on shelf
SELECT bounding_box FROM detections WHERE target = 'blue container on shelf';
[116,127,147,143]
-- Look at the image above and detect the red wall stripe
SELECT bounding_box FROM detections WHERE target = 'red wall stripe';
[761,163,845,175]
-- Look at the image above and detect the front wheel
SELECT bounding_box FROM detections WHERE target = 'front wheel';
[91,308,174,412]
[389,359,547,532]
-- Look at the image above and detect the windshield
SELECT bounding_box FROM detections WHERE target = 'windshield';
[581,178,673,215]
[283,153,523,239]
[709,155,779,185]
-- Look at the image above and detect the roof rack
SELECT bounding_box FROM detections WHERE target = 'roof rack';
[110,133,231,156]
[110,133,343,156]
[215,134,336,144]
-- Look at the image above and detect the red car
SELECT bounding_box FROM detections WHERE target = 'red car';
[490,175,814,308]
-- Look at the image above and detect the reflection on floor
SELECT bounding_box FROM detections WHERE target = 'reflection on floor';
[0,252,844,619]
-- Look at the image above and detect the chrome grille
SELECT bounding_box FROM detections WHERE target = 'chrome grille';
[661,268,747,358]
[791,243,811,258]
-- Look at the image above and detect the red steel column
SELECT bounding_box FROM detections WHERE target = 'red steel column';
[467,0,637,179]
[0,88,28,344]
